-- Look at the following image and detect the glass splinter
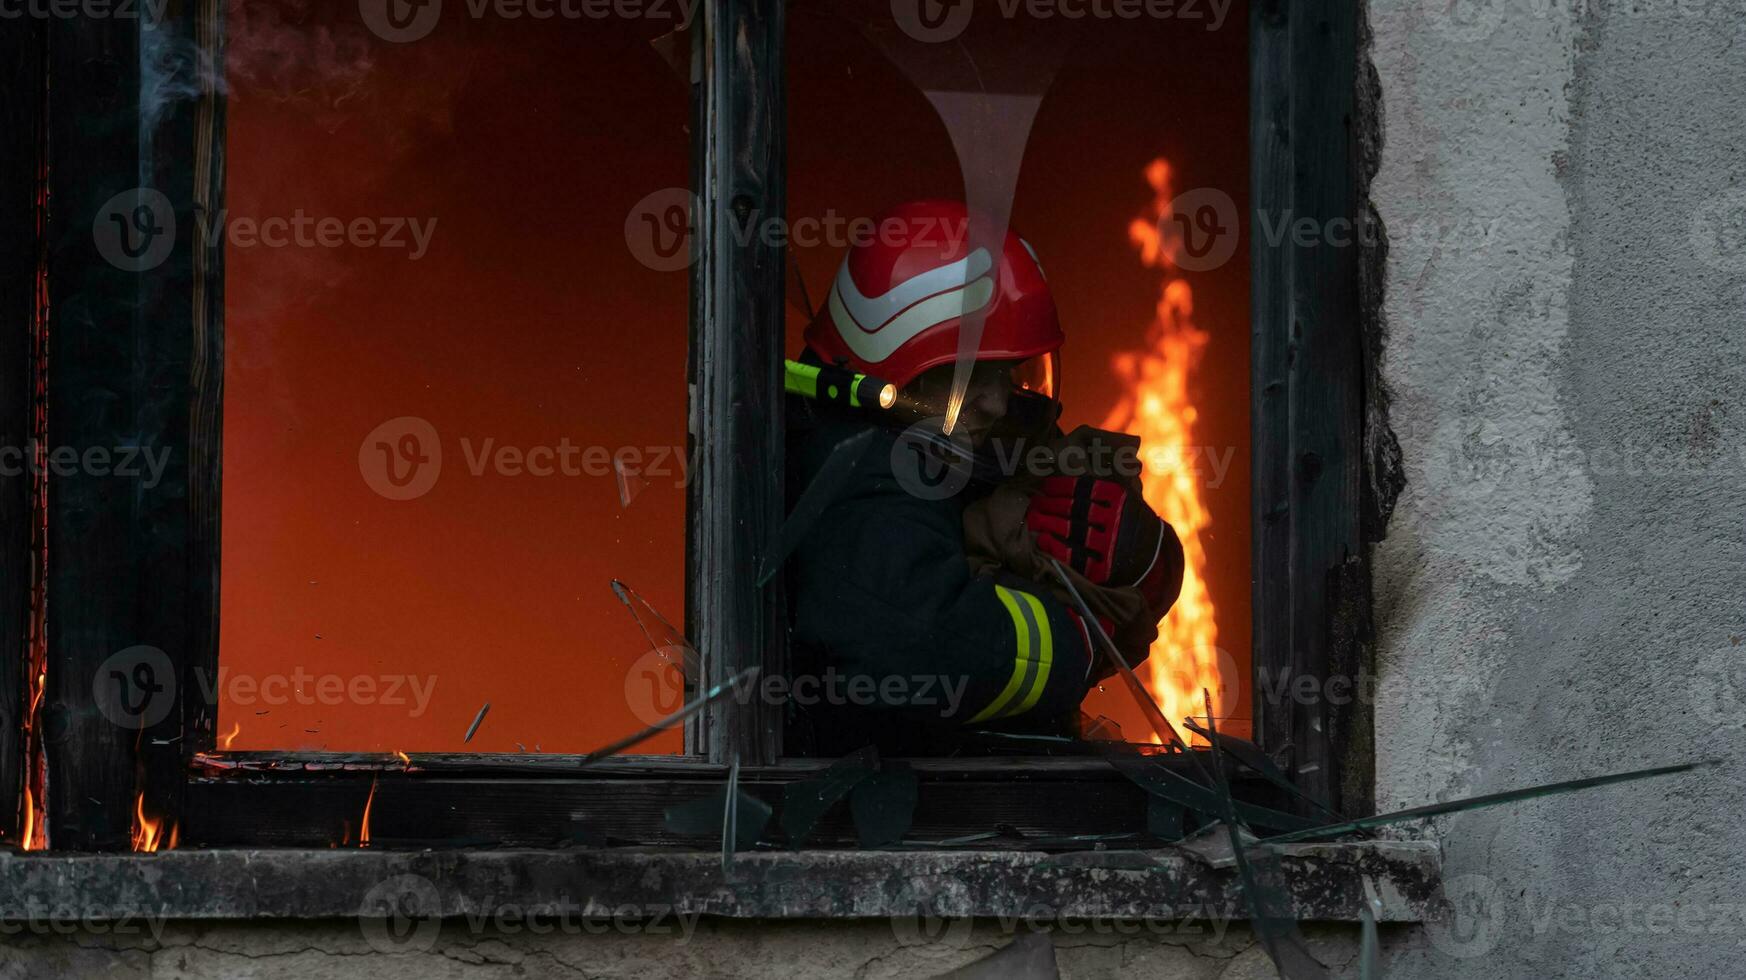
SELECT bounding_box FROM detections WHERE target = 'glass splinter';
[1202,690,1329,980]
[578,667,761,769]
[611,579,701,686]
[613,456,649,508]
[464,702,490,743]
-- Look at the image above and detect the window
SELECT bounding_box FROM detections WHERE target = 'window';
[218,3,691,756]
[3,0,1377,853]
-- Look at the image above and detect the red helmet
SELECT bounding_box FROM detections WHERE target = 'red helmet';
[804,200,1063,391]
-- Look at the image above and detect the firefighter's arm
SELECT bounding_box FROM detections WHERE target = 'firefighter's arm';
[792,493,1095,726]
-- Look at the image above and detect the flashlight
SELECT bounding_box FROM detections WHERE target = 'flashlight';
[784,360,898,412]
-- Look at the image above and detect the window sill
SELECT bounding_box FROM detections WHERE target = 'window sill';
[0,841,1439,923]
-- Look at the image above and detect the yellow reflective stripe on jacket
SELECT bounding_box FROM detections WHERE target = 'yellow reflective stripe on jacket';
[1009,591,1054,716]
[967,586,1056,724]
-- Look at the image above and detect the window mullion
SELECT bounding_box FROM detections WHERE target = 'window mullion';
[688,0,786,766]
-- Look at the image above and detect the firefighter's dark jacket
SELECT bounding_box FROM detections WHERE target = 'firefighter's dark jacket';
[786,398,1095,753]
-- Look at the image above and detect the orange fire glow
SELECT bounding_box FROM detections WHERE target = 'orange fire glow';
[358,778,378,846]
[19,787,38,852]
[20,671,48,849]
[1101,158,1225,743]
[130,794,176,853]
[220,721,241,750]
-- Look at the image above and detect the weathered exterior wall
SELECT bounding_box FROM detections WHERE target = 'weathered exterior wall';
[1369,0,1746,975]
[5,2,1743,977]
[0,918,1379,979]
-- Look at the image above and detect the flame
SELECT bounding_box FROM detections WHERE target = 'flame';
[394,750,411,767]
[19,788,36,852]
[219,721,241,750]
[20,103,50,851]
[130,793,176,853]
[1101,159,1224,743]
[358,778,377,847]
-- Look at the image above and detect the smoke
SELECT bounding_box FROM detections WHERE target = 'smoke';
[223,1,378,128]
[139,18,219,147]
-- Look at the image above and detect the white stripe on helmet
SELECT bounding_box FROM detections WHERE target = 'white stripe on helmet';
[828,248,996,365]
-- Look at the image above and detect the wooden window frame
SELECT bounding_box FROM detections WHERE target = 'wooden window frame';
[1,0,1374,852]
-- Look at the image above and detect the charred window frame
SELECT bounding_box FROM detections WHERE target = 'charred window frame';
[0,0,1374,852]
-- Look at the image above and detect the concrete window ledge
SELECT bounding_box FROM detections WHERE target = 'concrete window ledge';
[0,841,1439,923]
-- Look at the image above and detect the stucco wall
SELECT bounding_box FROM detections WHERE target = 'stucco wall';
[5,2,1744,977]
[0,918,1384,979]
[1369,0,1746,975]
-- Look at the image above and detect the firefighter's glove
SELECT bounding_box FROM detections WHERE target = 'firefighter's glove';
[1026,475,1185,645]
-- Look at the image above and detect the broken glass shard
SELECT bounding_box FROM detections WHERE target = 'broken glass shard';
[613,455,649,508]
[849,761,918,848]
[781,745,879,847]
[611,579,701,689]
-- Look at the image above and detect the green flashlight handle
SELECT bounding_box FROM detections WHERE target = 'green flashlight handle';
[784,360,896,411]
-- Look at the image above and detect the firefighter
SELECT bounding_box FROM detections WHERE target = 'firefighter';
[787,200,1185,755]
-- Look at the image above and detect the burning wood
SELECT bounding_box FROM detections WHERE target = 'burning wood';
[130,793,176,853]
